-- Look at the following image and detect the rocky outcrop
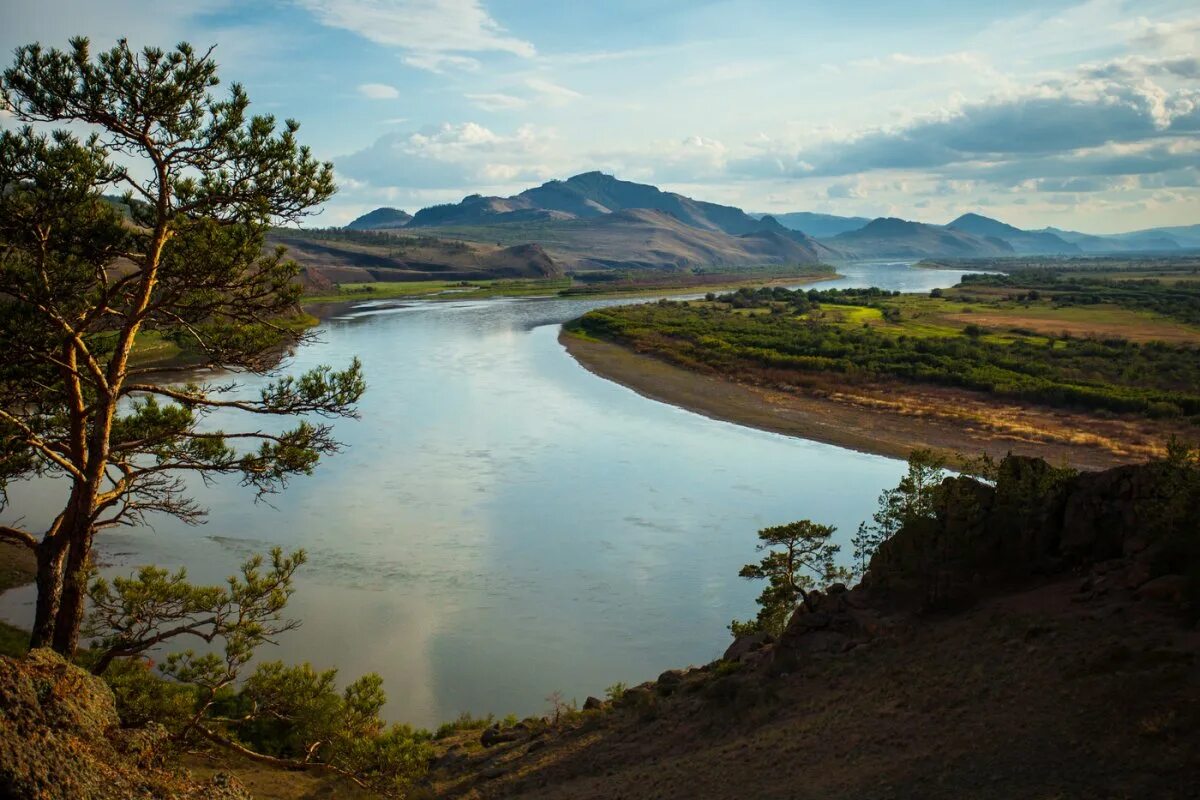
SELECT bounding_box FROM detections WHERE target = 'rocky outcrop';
[861,455,1197,611]
[763,454,1197,665]
[0,649,249,800]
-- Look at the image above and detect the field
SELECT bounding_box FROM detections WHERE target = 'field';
[566,271,1200,465]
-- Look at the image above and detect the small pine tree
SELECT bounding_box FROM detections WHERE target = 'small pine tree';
[851,449,947,577]
[730,520,846,637]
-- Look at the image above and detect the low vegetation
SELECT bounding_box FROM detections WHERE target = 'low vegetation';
[571,274,1200,423]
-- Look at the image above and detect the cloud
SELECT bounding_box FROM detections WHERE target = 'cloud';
[464,78,581,112]
[1124,16,1200,54]
[850,52,980,70]
[335,121,561,189]
[358,82,400,99]
[1083,55,1200,80]
[295,0,534,71]
[466,92,527,111]
[524,77,581,106]
[727,74,1200,186]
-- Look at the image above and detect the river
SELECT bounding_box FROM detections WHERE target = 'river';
[0,261,975,726]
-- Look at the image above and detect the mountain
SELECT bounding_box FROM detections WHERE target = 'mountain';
[1038,226,1190,253]
[500,208,837,272]
[762,211,872,238]
[409,172,789,238]
[346,207,412,230]
[829,217,1015,258]
[1141,224,1200,248]
[948,213,1079,255]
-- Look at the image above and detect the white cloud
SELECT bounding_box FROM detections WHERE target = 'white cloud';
[851,52,981,69]
[358,82,400,99]
[295,0,534,72]
[403,52,481,73]
[466,92,528,111]
[463,78,580,112]
[336,121,564,189]
[524,77,581,105]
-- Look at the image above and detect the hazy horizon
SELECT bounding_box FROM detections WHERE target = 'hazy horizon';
[2,0,1198,234]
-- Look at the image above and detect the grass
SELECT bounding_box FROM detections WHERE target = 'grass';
[574,281,1200,421]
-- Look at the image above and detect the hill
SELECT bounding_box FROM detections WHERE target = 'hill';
[345,207,413,230]
[948,213,1079,255]
[408,172,784,239]
[440,208,839,272]
[762,211,871,238]
[1041,225,1200,253]
[267,229,564,288]
[829,217,1014,258]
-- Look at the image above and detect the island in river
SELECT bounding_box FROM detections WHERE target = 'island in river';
[563,266,1200,470]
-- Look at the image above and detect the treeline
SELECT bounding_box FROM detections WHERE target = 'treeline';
[575,299,1200,419]
[960,271,1200,325]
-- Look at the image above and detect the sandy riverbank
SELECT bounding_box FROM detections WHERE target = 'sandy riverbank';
[560,331,1169,471]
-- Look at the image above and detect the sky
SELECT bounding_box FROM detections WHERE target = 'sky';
[1,0,1198,233]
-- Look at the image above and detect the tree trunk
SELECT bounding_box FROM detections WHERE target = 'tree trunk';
[29,537,68,649]
[49,522,95,657]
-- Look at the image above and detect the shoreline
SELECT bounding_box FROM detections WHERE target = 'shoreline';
[559,331,1163,471]
[300,270,841,320]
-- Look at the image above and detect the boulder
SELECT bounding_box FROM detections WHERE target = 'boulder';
[480,723,525,748]
[723,631,774,662]
[583,696,604,711]
[1137,574,1190,604]
[0,649,250,800]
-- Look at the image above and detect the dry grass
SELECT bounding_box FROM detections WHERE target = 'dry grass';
[562,333,1180,470]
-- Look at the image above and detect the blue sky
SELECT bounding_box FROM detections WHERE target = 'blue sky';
[1,0,1198,232]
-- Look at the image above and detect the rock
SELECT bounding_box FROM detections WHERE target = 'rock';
[0,649,251,800]
[1123,536,1149,557]
[722,631,774,662]
[527,739,547,753]
[788,630,851,655]
[480,723,524,748]
[656,669,686,695]
[1136,574,1190,604]
[786,610,831,634]
[583,696,604,711]
[1123,561,1152,590]
[616,685,653,707]
[480,724,502,747]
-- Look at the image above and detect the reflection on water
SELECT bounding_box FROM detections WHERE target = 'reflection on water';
[0,262,973,726]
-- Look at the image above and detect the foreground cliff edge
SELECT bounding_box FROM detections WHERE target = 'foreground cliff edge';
[2,453,1197,799]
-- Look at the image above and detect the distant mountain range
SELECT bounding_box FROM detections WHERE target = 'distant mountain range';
[752,211,872,238]
[342,172,1198,266]
[830,217,1015,259]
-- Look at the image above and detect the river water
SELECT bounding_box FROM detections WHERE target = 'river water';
[0,262,974,726]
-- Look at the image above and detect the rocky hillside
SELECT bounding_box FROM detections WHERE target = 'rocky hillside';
[267,229,564,288]
[427,454,1199,798]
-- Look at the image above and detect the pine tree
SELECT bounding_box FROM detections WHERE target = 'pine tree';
[0,38,362,655]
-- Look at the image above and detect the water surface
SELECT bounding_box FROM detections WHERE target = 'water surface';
[0,261,973,726]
